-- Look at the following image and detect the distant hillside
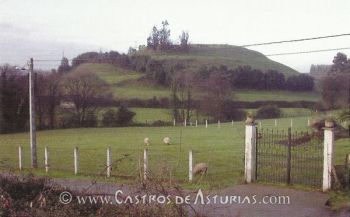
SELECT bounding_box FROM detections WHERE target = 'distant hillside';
[70,63,320,102]
[137,44,299,75]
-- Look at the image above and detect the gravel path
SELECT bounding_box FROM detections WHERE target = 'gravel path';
[53,178,350,217]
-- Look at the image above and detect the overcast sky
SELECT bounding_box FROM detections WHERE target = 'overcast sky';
[0,0,349,72]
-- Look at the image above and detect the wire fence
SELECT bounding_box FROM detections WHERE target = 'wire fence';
[0,117,314,188]
[0,146,244,187]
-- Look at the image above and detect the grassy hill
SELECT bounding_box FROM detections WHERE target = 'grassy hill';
[72,63,143,84]
[137,44,299,75]
[71,63,321,101]
[70,43,316,102]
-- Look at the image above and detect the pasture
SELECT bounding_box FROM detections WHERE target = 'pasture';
[0,116,348,189]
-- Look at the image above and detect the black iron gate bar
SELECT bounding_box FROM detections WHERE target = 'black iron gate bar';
[256,127,323,188]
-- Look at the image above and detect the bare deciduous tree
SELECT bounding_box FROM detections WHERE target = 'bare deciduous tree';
[64,69,111,126]
[170,71,194,122]
[196,71,233,120]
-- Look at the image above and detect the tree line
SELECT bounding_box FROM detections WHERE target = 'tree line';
[0,64,136,133]
[320,52,350,109]
[197,65,314,91]
[0,65,29,133]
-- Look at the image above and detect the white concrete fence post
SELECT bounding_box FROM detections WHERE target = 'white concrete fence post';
[173,119,176,126]
[44,146,49,173]
[184,119,187,127]
[195,120,198,127]
[259,122,262,128]
[346,154,350,189]
[218,120,221,128]
[18,146,22,171]
[245,118,257,183]
[189,150,193,182]
[323,126,334,192]
[74,147,79,175]
[307,118,310,126]
[232,120,234,126]
[290,119,293,128]
[107,146,112,177]
[205,120,208,128]
[143,148,148,181]
[275,119,277,127]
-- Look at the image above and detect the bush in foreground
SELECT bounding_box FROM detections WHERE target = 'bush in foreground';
[0,174,190,217]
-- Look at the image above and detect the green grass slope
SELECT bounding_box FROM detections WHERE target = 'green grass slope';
[138,44,299,75]
[72,63,143,84]
[71,63,320,101]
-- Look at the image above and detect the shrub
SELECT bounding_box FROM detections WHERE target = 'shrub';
[0,174,188,217]
[146,96,161,107]
[102,106,135,127]
[256,105,281,119]
[116,106,136,125]
[222,108,246,121]
[57,113,80,128]
[102,109,116,127]
[220,101,247,121]
[81,111,98,127]
[151,120,171,126]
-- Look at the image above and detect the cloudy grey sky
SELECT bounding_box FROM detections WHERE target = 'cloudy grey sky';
[0,0,349,71]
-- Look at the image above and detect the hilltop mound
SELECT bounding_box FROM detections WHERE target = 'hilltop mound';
[137,44,298,75]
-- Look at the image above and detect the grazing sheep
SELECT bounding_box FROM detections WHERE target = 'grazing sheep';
[144,137,150,146]
[193,163,208,175]
[163,137,171,145]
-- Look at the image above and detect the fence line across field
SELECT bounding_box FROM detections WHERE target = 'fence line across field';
[168,118,311,128]
[12,145,240,182]
[2,116,343,190]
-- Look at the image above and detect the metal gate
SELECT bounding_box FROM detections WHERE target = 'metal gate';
[256,128,323,188]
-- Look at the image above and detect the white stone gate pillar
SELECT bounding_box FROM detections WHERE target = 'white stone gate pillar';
[323,124,334,192]
[189,150,193,182]
[245,116,257,183]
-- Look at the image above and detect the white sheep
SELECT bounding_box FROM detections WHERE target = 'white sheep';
[144,137,150,146]
[193,163,208,175]
[163,137,171,145]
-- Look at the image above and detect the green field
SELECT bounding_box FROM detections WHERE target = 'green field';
[131,108,172,123]
[74,63,143,84]
[0,116,348,189]
[113,86,170,99]
[245,108,312,118]
[131,107,313,122]
[100,107,312,125]
[98,107,172,124]
[235,90,320,102]
[129,107,314,123]
[113,87,321,101]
